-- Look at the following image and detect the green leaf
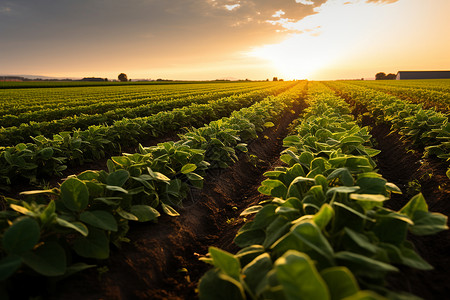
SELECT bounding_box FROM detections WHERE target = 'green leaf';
[242,253,272,293]
[275,250,330,300]
[106,170,130,187]
[56,218,89,236]
[80,211,118,232]
[321,267,359,300]
[181,163,197,174]
[116,209,139,221]
[199,269,246,300]
[350,194,388,202]
[335,251,398,276]
[264,122,275,128]
[9,204,33,216]
[130,205,160,222]
[60,178,89,212]
[209,247,241,281]
[313,204,334,230]
[240,205,263,216]
[0,255,22,280]
[161,203,180,216]
[409,211,448,235]
[3,217,40,255]
[72,228,110,259]
[105,185,128,193]
[22,242,67,276]
[399,193,428,219]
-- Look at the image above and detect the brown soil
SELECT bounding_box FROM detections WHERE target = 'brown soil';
[354,106,450,299]
[19,101,306,300]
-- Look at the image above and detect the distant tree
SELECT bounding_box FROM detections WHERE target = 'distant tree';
[279,79,284,81]
[375,72,386,80]
[273,77,278,81]
[266,78,269,81]
[118,73,128,82]
[385,73,396,80]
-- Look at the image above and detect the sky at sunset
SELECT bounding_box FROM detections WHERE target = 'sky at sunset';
[1,0,449,80]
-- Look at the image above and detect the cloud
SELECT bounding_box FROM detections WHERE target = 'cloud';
[365,0,399,4]
[0,6,11,13]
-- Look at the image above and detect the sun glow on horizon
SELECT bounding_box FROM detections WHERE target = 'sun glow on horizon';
[248,0,408,80]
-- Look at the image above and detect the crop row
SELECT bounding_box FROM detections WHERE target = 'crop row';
[198,82,448,300]
[0,82,307,295]
[0,81,265,110]
[347,81,450,112]
[0,82,272,124]
[0,83,274,141]
[0,83,298,190]
[327,81,450,179]
[351,79,450,93]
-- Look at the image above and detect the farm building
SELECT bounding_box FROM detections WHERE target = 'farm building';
[396,70,450,80]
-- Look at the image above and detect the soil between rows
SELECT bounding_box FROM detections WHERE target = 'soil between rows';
[354,107,450,300]
[36,100,308,300]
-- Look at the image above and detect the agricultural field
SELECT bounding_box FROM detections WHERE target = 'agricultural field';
[0,80,449,300]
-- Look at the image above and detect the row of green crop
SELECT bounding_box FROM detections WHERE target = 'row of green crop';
[198,82,448,300]
[350,79,450,93]
[0,83,273,139]
[0,83,298,191]
[347,81,450,112]
[0,83,306,297]
[0,82,270,122]
[0,82,271,113]
[327,81,450,179]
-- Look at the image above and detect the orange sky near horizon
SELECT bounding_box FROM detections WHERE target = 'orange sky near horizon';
[0,0,449,80]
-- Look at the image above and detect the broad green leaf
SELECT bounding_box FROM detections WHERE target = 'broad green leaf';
[275,250,330,300]
[234,229,265,248]
[321,267,359,300]
[343,290,387,300]
[106,169,130,187]
[130,205,160,222]
[77,170,100,181]
[350,194,388,202]
[313,204,334,230]
[242,253,272,293]
[3,217,40,255]
[161,203,180,216]
[198,269,246,300]
[399,193,428,219]
[264,122,275,128]
[209,247,241,281]
[106,185,128,193]
[335,251,398,277]
[343,228,377,254]
[409,211,448,235]
[73,228,110,259]
[240,205,263,216]
[60,178,89,212]
[181,163,197,174]
[9,204,33,216]
[80,211,118,231]
[22,242,66,276]
[0,255,22,280]
[40,200,56,224]
[56,218,89,236]
[116,209,139,221]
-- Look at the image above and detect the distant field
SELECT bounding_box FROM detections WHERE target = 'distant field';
[0,80,244,89]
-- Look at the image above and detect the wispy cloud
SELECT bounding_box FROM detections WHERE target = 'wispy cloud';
[366,0,399,4]
[0,6,11,14]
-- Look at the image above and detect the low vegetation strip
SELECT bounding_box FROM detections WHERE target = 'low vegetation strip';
[0,83,270,129]
[327,81,450,180]
[348,81,450,112]
[197,82,448,300]
[0,82,307,298]
[0,82,296,190]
